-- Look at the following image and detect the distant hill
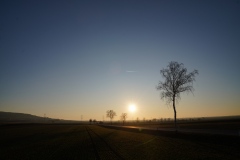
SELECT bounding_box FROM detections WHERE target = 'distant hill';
[0,111,53,123]
[0,111,83,124]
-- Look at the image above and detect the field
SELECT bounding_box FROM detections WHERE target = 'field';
[114,117,240,130]
[1,124,240,160]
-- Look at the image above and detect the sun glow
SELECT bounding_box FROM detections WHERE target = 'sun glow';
[128,104,136,113]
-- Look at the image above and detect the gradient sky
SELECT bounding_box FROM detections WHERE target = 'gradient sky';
[1,0,240,121]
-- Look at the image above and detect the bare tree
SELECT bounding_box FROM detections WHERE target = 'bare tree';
[120,113,127,125]
[106,110,116,124]
[136,117,139,123]
[156,61,198,129]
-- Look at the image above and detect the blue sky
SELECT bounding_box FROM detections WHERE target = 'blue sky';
[1,0,240,120]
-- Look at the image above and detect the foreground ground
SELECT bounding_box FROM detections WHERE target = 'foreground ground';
[1,124,240,159]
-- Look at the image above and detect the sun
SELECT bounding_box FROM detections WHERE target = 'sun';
[128,104,136,113]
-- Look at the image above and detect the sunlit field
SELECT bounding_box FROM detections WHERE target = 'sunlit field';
[115,118,240,130]
[1,124,239,159]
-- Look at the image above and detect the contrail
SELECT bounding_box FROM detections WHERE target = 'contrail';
[126,70,137,73]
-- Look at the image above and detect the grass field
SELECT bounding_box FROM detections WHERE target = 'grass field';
[1,124,240,159]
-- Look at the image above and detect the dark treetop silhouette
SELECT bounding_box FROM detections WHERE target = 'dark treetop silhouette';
[106,110,116,124]
[156,61,198,129]
[120,113,127,125]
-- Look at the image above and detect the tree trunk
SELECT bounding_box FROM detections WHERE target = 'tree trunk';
[173,96,177,130]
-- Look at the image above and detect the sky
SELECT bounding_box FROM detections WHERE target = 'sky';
[1,0,240,121]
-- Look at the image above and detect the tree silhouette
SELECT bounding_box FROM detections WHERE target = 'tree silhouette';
[136,117,139,123]
[89,119,92,124]
[156,61,198,130]
[143,117,145,122]
[106,110,116,124]
[120,113,127,125]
